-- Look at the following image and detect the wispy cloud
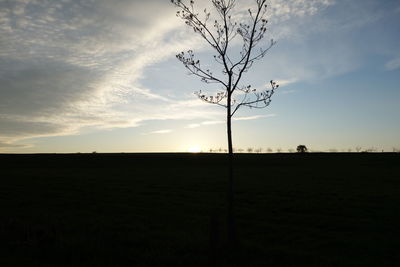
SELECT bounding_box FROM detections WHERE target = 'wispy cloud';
[0,141,31,149]
[0,0,207,145]
[257,0,395,85]
[185,124,201,129]
[185,120,224,129]
[202,120,225,125]
[148,129,173,134]
[185,114,275,128]
[267,79,297,94]
[233,114,276,121]
[273,79,297,87]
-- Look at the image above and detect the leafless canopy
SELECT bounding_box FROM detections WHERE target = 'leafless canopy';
[171,0,278,117]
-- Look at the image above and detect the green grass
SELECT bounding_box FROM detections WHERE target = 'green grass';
[1,153,399,266]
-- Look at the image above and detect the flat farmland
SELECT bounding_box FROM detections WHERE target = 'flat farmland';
[1,153,399,266]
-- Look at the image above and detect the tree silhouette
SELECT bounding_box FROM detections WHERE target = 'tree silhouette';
[171,0,278,256]
[296,145,308,153]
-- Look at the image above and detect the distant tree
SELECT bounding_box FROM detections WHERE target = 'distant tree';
[355,146,362,152]
[255,147,263,153]
[237,148,244,153]
[296,145,307,153]
[247,147,254,153]
[266,147,273,153]
[276,147,282,153]
[172,0,278,253]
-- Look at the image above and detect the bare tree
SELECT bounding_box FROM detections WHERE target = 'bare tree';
[171,0,278,254]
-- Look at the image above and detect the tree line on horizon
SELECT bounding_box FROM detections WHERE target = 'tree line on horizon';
[205,146,399,153]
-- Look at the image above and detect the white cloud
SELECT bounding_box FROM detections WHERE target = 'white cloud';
[0,0,207,145]
[273,79,297,87]
[0,140,31,149]
[185,120,224,129]
[184,114,275,129]
[202,120,225,125]
[233,114,276,121]
[148,129,173,134]
[185,123,201,129]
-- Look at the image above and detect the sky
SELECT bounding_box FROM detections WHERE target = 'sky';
[0,0,399,153]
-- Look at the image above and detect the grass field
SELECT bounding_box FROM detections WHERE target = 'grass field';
[1,153,399,266]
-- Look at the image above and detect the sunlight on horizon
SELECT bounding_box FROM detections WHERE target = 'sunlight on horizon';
[187,146,202,153]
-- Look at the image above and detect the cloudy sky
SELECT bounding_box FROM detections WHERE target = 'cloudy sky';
[1,0,399,153]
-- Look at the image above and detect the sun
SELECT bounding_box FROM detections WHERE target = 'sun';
[188,146,201,153]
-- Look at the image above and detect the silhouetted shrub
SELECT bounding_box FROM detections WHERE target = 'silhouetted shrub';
[296,145,308,153]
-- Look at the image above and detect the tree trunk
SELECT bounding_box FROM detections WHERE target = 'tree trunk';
[226,95,236,259]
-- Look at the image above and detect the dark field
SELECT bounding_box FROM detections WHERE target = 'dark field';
[1,153,399,266]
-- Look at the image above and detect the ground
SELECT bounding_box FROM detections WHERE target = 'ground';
[1,153,399,266]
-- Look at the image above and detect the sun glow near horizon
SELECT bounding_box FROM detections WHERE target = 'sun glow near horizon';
[187,146,202,153]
